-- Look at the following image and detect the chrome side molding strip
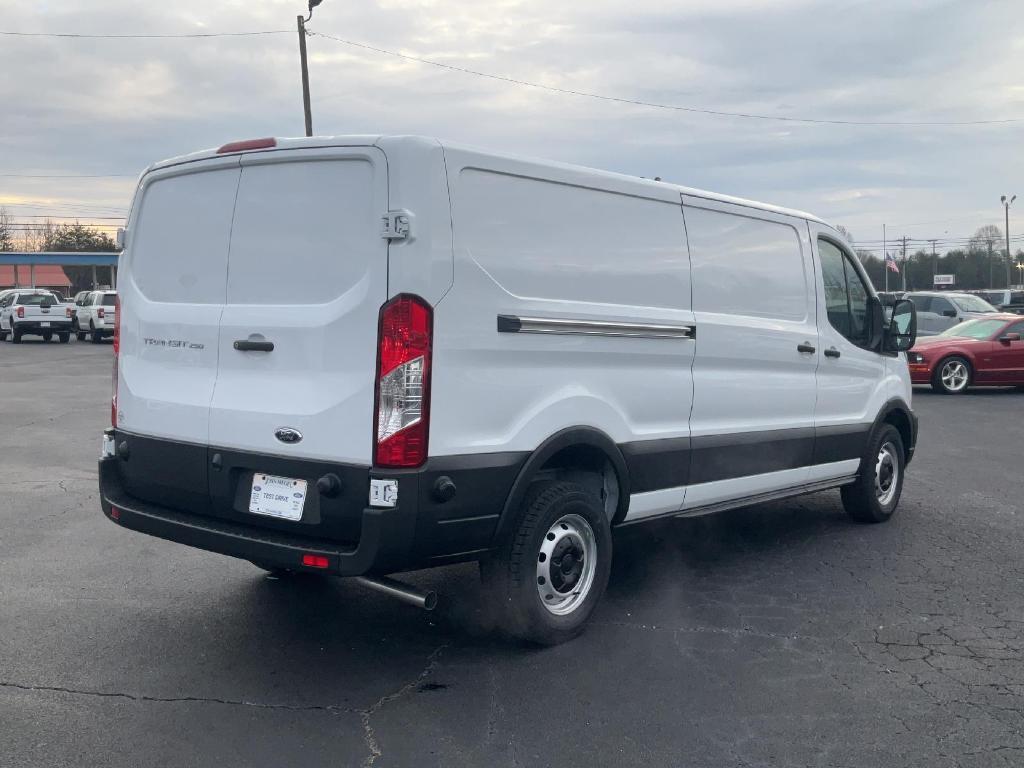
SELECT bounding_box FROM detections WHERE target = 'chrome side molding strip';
[497,315,695,339]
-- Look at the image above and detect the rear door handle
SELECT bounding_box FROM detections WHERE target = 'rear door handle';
[233,339,274,352]
[797,343,816,354]
[824,347,841,358]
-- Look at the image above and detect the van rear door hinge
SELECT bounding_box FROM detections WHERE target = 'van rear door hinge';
[381,210,413,240]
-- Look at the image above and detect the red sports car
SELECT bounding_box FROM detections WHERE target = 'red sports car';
[908,314,1024,393]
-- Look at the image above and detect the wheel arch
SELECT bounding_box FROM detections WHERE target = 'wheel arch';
[491,427,631,547]
[873,398,916,465]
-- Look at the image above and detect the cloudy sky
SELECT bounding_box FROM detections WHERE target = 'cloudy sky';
[2,0,1023,253]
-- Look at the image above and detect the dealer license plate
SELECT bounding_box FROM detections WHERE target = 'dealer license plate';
[249,473,306,521]
[40,322,50,327]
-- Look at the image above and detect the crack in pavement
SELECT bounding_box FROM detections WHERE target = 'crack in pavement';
[0,680,352,712]
[360,644,448,768]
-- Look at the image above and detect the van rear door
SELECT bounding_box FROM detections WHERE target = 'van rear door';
[208,147,388,465]
[116,157,241,513]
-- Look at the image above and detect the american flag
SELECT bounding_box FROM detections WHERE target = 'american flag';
[885,252,900,274]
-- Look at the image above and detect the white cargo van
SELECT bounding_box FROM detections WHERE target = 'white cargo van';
[100,135,919,644]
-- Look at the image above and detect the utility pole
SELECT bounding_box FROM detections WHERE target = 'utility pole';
[929,239,937,287]
[987,239,994,288]
[1002,195,1015,289]
[883,224,888,292]
[901,235,908,291]
[297,0,324,137]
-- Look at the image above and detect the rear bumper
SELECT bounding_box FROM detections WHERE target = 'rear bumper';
[99,433,527,575]
[14,320,71,333]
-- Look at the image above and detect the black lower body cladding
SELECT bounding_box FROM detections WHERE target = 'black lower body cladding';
[100,430,527,575]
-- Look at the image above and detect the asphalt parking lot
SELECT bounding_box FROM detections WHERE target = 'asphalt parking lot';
[2,339,1023,768]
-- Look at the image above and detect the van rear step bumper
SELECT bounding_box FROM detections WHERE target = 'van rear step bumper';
[100,457,412,575]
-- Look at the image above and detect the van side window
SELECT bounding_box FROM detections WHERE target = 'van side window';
[818,238,870,347]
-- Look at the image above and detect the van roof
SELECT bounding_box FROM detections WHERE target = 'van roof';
[146,134,828,227]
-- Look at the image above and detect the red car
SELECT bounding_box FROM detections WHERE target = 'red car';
[908,314,1024,393]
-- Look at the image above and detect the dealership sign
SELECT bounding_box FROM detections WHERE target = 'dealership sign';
[934,274,955,286]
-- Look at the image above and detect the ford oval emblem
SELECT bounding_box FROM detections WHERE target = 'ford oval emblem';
[274,427,303,444]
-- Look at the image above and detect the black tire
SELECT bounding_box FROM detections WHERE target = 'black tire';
[58,332,70,344]
[483,480,612,645]
[930,355,971,394]
[76,331,87,341]
[42,332,53,342]
[0,329,6,341]
[841,423,905,524]
[12,329,22,344]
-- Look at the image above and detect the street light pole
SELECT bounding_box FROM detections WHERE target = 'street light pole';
[1002,195,1016,289]
[297,0,325,137]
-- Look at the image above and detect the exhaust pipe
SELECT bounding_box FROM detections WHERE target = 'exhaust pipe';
[354,576,438,611]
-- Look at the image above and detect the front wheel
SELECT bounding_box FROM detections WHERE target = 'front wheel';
[841,424,905,524]
[483,480,612,645]
[931,356,971,394]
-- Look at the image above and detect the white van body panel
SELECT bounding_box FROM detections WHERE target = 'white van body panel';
[435,146,695,461]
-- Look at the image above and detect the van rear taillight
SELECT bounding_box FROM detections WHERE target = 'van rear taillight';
[16,306,24,319]
[216,138,276,154]
[373,295,432,468]
[111,295,120,427]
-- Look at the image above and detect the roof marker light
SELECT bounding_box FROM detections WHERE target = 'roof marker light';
[216,138,277,154]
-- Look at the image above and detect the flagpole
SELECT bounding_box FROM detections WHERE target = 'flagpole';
[883,224,888,292]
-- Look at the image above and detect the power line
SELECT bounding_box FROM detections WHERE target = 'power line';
[0,29,289,39]
[309,31,1023,127]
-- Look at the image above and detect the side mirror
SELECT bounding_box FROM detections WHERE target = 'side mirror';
[1000,333,1022,343]
[942,309,958,318]
[885,299,917,353]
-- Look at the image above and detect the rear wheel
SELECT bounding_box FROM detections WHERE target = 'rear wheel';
[483,480,612,645]
[931,356,971,394]
[58,332,70,344]
[11,328,22,344]
[42,332,53,342]
[841,423,905,524]
[90,322,102,344]
[76,330,87,341]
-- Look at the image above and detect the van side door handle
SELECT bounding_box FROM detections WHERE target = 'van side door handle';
[824,347,841,358]
[797,342,816,354]
[233,339,274,352]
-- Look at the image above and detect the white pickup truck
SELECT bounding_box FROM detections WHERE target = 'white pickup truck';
[0,289,73,343]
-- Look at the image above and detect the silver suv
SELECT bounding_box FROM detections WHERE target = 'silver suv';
[904,291,999,335]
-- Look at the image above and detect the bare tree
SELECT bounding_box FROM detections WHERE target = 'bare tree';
[0,207,14,251]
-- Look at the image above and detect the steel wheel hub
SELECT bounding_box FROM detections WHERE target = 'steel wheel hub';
[536,513,598,616]
[875,441,900,507]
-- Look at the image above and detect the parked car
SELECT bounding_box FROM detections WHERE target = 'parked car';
[908,314,1024,393]
[98,135,919,644]
[0,289,72,343]
[69,290,91,329]
[969,289,1024,315]
[75,290,118,342]
[904,291,999,335]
